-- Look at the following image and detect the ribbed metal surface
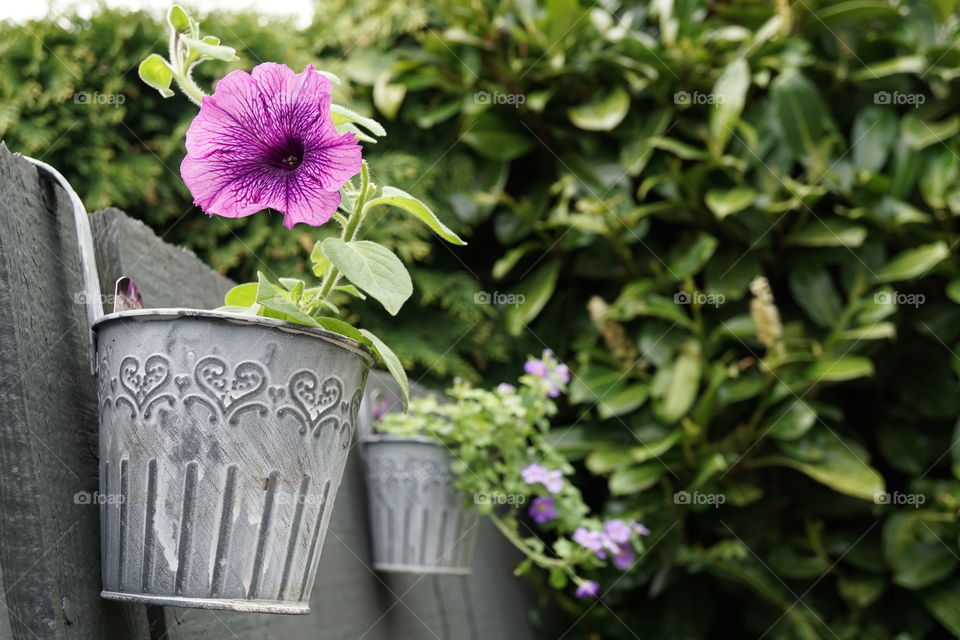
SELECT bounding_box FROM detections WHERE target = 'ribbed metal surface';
[363,438,478,574]
[95,310,370,613]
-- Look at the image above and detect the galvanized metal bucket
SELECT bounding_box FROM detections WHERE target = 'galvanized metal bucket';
[94,309,372,613]
[27,157,375,613]
[362,435,478,574]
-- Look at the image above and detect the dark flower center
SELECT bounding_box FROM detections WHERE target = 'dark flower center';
[268,138,305,171]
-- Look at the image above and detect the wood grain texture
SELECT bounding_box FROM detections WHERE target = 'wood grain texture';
[0,144,148,639]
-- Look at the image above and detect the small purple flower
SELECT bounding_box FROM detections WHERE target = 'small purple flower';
[573,528,608,558]
[522,463,563,493]
[575,580,600,598]
[524,350,570,397]
[630,520,650,536]
[528,497,557,524]
[371,394,390,422]
[542,469,564,494]
[612,545,634,571]
[521,463,547,485]
[181,63,362,229]
[604,519,632,545]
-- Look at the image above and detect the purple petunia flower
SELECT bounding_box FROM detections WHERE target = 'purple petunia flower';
[181,63,362,229]
[528,496,557,524]
[573,528,608,558]
[576,580,600,598]
[542,469,564,494]
[604,519,632,545]
[612,545,634,571]
[524,359,549,378]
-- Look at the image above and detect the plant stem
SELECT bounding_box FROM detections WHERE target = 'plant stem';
[488,513,567,569]
[317,162,370,301]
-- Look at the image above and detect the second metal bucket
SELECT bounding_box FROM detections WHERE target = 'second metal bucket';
[362,435,479,574]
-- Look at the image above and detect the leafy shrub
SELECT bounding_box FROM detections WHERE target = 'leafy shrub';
[346,0,960,638]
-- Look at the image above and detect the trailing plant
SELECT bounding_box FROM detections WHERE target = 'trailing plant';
[376,350,651,599]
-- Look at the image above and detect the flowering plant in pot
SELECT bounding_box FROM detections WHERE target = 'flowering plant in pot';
[94,6,463,614]
[371,351,651,598]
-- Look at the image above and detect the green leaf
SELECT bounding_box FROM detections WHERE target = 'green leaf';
[331,104,387,137]
[764,427,884,500]
[224,282,258,307]
[652,339,701,423]
[333,284,366,299]
[567,86,630,131]
[598,383,649,419]
[850,55,927,80]
[921,577,960,634]
[609,463,666,495]
[181,36,236,61]
[631,430,683,462]
[373,70,406,120]
[947,278,960,304]
[852,106,897,173]
[771,70,835,159]
[314,316,367,343]
[620,108,672,176]
[789,265,842,328]
[709,58,750,156]
[585,449,634,474]
[321,239,412,315]
[805,357,874,382]
[705,186,755,219]
[364,186,466,245]
[763,400,817,440]
[669,234,718,279]
[901,114,960,151]
[787,217,867,247]
[138,54,174,98]
[167,5,190,32]
[462,112,533,161]
[359,328,409,410]
[505,261,560,335]
[254,272,319,327]
[885,512,957,589]
[874,241,950,283]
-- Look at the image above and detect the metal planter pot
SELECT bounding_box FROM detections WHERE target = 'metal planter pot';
[362,436,478,575]
[95,309,371,614]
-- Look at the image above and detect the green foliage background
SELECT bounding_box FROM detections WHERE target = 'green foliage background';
[4,0,960,638]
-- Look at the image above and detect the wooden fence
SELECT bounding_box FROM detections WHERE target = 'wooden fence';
[0,144,534,640]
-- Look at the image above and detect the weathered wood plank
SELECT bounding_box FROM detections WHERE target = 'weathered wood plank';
[0,144,149,640]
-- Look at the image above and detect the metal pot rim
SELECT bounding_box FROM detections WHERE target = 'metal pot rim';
[360,433,442,446]
[93,307,374,362]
